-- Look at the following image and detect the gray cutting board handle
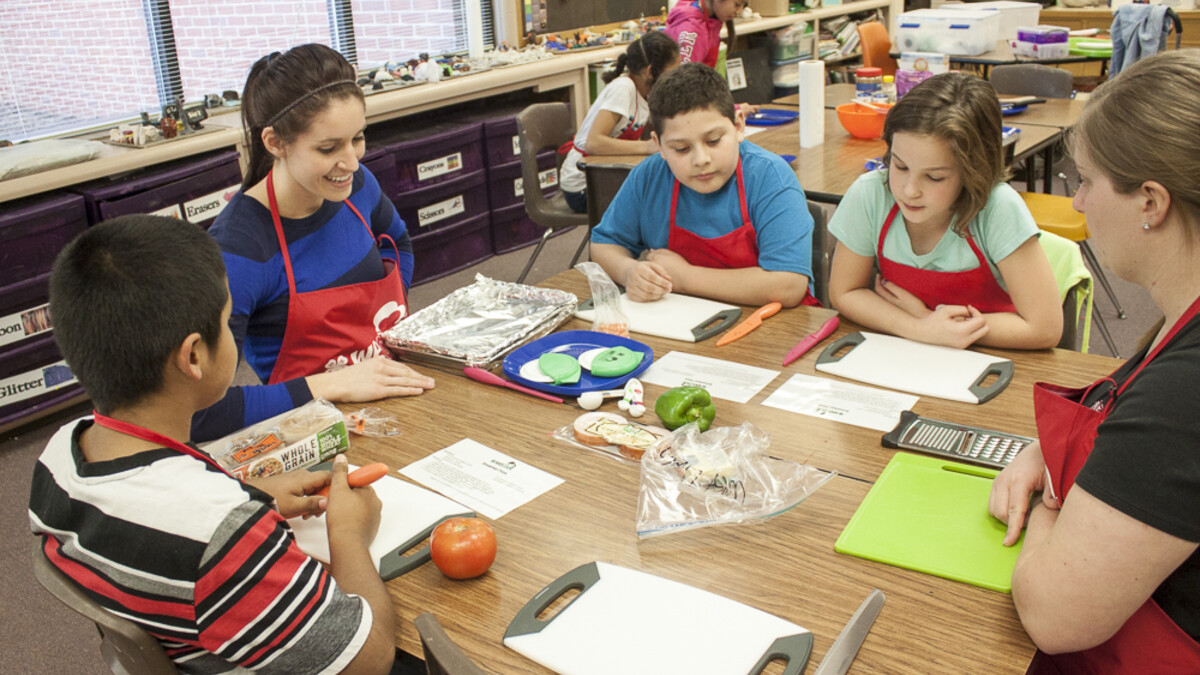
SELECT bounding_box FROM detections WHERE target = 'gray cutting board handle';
[969,361,1014,404]
[504,561,601,638]
[576,298,742,343]
[307,462,473,580]
[695,308,742,341]
[814,331,865,366]
[745,633,813,675]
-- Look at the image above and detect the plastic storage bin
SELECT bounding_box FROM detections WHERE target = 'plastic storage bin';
[390,170,489,238]
[70,149,241,228]
[361,147,399,198]
[1012,25,1069,58]
[409,212,493,285]
[370,120,485,194]
[0,273,52,352]
[0,192,87,289]
[771,56,805,89]
[0,335,83,432]
[895,9,1001,56]
[487,151,558,211]
[940,1,1040,40]
[767,23,813,60]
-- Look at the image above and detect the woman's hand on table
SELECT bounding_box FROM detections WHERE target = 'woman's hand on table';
[250,468,331,519]
[990,440,1060,546]
[307,356,436,403]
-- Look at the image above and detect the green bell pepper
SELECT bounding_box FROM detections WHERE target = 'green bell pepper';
[654,386,716,432]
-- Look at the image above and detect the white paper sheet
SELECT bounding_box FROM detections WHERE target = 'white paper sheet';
[400,439,564,519]
[762,373,919,431]
[742,125,768,136]
[640,351,780,404]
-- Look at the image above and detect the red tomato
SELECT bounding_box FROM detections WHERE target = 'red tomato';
[430,517,497,579]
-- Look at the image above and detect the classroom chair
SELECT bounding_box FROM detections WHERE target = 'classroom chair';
[1039,230,1097,353]
[808,200,836,308]
[31,539,178,675]
[515,103,591,284]
[415,612,490,675]
[989,64,1074,194]
[1023,192,1122,355]
[856,21,897,76]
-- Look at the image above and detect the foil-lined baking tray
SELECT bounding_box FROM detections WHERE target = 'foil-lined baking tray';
[381,275,577,368]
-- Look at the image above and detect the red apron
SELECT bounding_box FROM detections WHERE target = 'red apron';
[667,160,821,306]
[558,92,645,157]
[876,204,1017,313]
[1028,294,1200,674]
[265,170,408,385]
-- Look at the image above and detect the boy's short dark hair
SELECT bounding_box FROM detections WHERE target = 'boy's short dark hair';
[648,62,737,136]
[49,215,228,414]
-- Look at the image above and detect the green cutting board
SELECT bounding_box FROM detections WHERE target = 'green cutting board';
[835,452,1023,593]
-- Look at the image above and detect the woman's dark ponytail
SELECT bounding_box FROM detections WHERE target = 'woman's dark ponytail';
[604,31,679,85]
[603,53,630,83]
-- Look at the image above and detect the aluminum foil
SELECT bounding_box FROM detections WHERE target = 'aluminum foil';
[381,275,577,367]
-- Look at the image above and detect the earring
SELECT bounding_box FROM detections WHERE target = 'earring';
[1143,222,1151,231]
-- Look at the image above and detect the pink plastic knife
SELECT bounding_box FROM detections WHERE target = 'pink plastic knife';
[782,316,840,366]
[463,367,564,404]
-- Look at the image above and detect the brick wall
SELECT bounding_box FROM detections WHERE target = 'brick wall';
[351,0,463,66]
[172,0,333,99]
[0,0,470,142]
[0,0,161,141]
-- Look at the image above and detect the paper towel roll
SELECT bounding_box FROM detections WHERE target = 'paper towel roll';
[797,60,825,149]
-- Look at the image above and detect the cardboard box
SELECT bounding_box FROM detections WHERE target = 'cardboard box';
[755,0,792,17]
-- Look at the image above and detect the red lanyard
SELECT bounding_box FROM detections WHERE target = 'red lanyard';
[92,412,232,477]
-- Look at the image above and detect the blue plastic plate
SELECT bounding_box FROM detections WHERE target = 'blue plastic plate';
[1001,104,1028,116]
[746,109,799,126]
[501,330,654,396]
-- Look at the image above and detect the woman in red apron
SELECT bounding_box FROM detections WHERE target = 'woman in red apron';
[989,51,1200,672]
[195,44,434,442]
[559,32,679,214]
[827,72,1062,351]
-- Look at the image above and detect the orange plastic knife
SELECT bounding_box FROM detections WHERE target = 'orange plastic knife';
[716,302,783,347]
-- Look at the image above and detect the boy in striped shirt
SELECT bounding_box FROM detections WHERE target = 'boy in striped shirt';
[29,215,403,674]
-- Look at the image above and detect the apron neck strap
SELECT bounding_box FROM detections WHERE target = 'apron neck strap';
[1118,292,1200,394]
[92,412,232,477]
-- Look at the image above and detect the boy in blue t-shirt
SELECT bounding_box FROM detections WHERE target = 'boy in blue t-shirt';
[590,62,815,307]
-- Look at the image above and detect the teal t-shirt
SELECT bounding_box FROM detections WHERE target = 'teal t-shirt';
[828,170,1038,289]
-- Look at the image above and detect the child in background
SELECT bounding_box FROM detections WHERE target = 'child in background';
[590,63,816,308]
[560,31,679,214]
[665,0,746,67]
[30,216,408,674]
[828,72,1062,349]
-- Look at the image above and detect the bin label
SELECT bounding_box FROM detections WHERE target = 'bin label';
[417,152,463,181]
[0,360,77,407]
[511,135,520,157]
[183,185,237,224]
[149,204,183,219]
[513,169,558,197]
[0,303,51,348]
[418,194,466,227]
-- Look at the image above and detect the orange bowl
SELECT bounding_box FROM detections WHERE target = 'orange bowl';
[836,102,893,140]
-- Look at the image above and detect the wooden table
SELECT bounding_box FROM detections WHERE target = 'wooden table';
[345,271,1122,673]
[582,107,1059,205]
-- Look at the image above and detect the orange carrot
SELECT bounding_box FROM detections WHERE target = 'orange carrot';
[316,461,388,498]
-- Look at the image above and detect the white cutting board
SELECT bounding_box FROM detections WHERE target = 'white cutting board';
[504,562,812,675]
[814,332,1013,404]
[575,292,741,342]
[288,467,471,579]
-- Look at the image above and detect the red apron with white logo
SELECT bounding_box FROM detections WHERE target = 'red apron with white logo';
[668,159,821,306]
[265,170,408,385]
[1027,294,1200,674]
[876,204,1017,313]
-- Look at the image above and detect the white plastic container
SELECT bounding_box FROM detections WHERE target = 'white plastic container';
[940,1,1040,40]
[895,9,1001,56]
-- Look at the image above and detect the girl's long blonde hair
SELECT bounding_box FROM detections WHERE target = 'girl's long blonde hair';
[882,72,1009,236]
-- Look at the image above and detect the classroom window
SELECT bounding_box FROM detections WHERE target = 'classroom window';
[0,0,496,143]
